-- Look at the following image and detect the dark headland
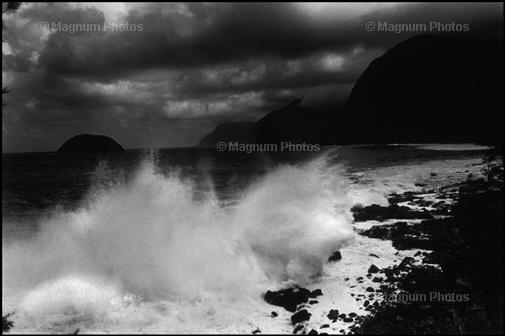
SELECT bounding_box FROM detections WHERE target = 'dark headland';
[198,34,503,149]
[56,134,124,154]
[198,122,255,147]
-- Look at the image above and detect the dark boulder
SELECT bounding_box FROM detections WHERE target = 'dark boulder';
[327,309,340,321]
[328,251,342,262]
[293,324,304,334]
[264,287,319,312]
[291,309,311,325]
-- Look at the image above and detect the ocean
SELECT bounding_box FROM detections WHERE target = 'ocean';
[1,144,491,333]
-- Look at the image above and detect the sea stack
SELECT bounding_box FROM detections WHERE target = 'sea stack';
[56,134,124,154]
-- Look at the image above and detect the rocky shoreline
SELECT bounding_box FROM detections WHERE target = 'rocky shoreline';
[2,155,501,334]
[263,155,503,335]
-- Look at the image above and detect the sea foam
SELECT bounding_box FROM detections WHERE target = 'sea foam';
[2,153,355,333]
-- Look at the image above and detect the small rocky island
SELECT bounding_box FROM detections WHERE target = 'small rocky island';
[56,134,124,154]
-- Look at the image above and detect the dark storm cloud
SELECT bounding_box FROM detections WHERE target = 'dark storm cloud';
[35,2,503,81]
[2,2,503,152]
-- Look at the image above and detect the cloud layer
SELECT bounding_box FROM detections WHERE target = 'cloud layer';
[2,2,502,152]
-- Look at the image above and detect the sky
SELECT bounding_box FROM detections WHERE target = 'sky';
[2,2,503,152]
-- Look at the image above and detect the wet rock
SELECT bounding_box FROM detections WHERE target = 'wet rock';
[264,287,319,312]
[422,252,438,264]
[398,266,448,292]
[308,329,318,335]
[343,317,354,323]
[270,311,278,318]
[252,328,261,334]
[291,309,311,325]
[320,324,329,329]
[328,251,342,262]
[369,253,380,258]
[311,289,323,297]
[360,222,411,241]
[398,257,415,271]
[327,309,339,321]
[368,264,380,273]
[372,277,384,283]
[351,204,433,222]
[366,287,375,292]
[309,300,319,304]
[293,324,304,334]
[363,300,370,307]
[349,312,357,317]
[388,191,417,204]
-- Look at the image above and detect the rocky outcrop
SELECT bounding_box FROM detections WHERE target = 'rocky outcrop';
[291,309,311,325]
[351,204,433,222]
[264,287,322,313]
[56,134,124,154]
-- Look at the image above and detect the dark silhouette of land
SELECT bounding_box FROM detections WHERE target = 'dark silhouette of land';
[198,34,503,149]
[198,122,255,147]
[342,34,503,146]
[56,134,124,154]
